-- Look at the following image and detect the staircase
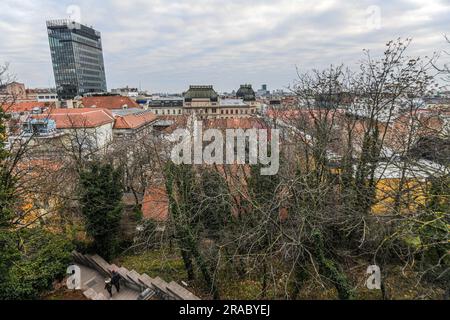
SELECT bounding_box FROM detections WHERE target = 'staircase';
[72,251,200,300]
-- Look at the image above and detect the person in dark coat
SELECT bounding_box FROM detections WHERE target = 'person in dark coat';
[104,279,113,298]
[111,270,121,293]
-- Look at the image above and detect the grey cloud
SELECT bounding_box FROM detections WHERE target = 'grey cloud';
[0,0,449,92]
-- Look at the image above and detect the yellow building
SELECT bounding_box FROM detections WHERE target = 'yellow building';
[370,160,448,214]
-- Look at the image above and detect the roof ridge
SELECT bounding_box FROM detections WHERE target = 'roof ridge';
[98,108,115,119]
[122,115,132,127]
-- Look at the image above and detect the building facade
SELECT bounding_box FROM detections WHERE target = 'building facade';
[182,85,257,119]
[47,20,107,100]
[147,96,184,116]
[0,82,27,101]
[26,88,58,102]
[111,87,139,98]
[29,108,115,152]
[113,111,157,140]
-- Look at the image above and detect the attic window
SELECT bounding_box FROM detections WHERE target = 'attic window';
[122,104,128,109]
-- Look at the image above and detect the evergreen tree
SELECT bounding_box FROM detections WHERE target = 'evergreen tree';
[0,102,17,293]
[247,163,281,297]
[199,168,232,239]
[165,162,220,299]
[79,162,124,260]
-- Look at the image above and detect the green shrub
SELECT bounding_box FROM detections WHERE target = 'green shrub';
[0,229,73,300]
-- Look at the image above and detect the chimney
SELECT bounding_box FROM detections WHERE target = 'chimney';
[66,100,74,109]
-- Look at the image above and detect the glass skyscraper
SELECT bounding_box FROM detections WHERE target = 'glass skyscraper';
[46,20,107,100]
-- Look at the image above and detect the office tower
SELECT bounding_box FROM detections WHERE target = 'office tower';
[46,20,107,100]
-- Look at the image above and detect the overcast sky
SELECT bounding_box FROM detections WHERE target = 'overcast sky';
[1,0,449,93]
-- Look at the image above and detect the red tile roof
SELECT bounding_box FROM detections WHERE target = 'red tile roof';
[33,108,114,129]
[203,117,269,130]
[3,101,55,113]
[388,109,449,142]
[81,96,140,110]
[157,116,271,135]
[16,158,64,174]
[113,112,157,130]
[266,108,345,123]
[141,186,169,222]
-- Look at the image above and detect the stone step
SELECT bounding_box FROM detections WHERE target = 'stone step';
[83,255,98,270]
[91,254,111,269]
[83,288,107,300]
[71,251,82,263]
[89,254,112,277]
[126,270,142,287]
[109,264,126,277]
[151,277,170,296]
[92,293,108,301]
[83,288,96,300]
[72,251,88,267]
[84,256,97,269]
[138,273,156,289]
[117,266,129,279]
[73,252,201,301]
[166,281,200,300]
[78,255,92,268]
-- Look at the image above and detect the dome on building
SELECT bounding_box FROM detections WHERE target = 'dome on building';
[236,84,256,101]
[183,85,218,102]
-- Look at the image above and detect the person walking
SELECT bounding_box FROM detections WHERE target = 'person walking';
[104,279,113,298]
[111,270,121,293]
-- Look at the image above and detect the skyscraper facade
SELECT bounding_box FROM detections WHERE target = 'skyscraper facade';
[46,20,107,100]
